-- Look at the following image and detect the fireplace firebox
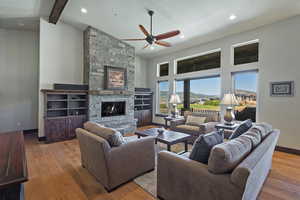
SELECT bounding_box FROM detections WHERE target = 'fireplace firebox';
[101,101,126,117]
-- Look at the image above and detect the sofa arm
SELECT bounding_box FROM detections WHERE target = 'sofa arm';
[157,151,242,200]
[108,136,156,189]
[199,121,218,133]
[170,118,186,129]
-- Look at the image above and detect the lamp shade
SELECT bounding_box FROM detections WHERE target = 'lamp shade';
[221,93,239,106]
[169,94,181,104]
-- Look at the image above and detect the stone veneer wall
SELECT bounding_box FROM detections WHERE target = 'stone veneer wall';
[84,26,136,133]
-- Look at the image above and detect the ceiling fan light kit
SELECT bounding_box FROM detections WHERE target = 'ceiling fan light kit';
[123,10,181,49]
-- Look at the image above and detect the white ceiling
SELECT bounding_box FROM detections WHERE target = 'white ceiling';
[1,0,300,58]
[0,0,54,30]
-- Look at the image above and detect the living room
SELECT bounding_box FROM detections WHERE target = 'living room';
[0,0,300,200]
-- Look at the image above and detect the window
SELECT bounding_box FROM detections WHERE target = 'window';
[234,42,259,65]
[175,80,184,110]
[177,51,221,74]
[158,63,169,77]
[157,81,169,114]
[233,71,258,122]
[189,76,221,111]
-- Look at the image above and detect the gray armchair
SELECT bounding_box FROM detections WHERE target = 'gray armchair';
[170,111,220,143]
[76,128,155,191]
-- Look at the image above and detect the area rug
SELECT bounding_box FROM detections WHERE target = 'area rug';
[134,143,191,197]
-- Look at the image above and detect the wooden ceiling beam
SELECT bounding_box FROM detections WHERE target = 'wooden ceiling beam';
[49,0,69,24]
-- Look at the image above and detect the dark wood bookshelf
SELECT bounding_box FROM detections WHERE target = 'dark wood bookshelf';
[42,90,88,143]
[134,88,153,127]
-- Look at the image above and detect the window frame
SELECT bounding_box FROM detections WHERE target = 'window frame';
[174,75,221,111]
[156,80,170,116]
[188,75,221,111]
[174,48,221,75]
[157,62,170,77]
[231,39,259,66]
[231,70,259,122]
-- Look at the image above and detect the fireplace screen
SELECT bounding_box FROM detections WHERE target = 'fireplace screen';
[101,101,126,117]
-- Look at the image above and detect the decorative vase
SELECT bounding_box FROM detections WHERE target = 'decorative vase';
[224,107,235,125]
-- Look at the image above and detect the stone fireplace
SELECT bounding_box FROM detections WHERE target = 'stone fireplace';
[84,26,136,133]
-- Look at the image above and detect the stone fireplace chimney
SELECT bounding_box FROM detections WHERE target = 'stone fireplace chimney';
[83,26,136,133]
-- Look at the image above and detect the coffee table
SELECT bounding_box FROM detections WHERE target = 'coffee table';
[135,128,191,153]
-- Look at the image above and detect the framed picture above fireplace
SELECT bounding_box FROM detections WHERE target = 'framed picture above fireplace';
[105,66,126,90]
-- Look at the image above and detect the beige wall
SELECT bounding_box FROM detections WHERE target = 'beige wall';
[147,15,300,150]
[135,56,148,88]
[38,18,84,137]
[0,29,39,132]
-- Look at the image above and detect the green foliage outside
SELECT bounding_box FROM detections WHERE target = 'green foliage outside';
[203,100,220,106]
[159,99,221,114]
[176,103,220,111]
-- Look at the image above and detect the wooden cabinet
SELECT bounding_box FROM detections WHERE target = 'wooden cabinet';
[44,115,86,143]
[135,110,152,126]
[45,118,68,143]
[42,90,88,143]
[68,115,86,138]
[134,88,153,127]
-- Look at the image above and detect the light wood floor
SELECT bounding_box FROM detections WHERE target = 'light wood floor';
[24,127,300,200]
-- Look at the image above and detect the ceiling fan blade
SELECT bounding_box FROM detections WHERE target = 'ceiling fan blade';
[142,44,149,49]
[122,38,145,41]
[155,41,172,47]
[139,25,150,37]
[155,30,180,40]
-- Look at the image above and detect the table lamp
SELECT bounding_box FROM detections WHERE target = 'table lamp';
[169,94,181,118]
[221,93,239,125]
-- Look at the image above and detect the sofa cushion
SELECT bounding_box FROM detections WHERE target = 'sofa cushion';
[84,121,125,147]
[175,125,200,135]
[229,119,253,139]
[251,123,273,139]
[239,130,262,148]
[189,130,224,164]
[208,136,252,174]
[186,115,206,126]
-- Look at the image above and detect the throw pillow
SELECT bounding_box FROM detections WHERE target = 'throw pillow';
[208,136,252,174]
[84,121,125,147]
[189,130,224,164]
[229,119,253,140]
[186,115,207,126]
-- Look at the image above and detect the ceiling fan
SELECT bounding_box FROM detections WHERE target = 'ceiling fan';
[123,10,181,49]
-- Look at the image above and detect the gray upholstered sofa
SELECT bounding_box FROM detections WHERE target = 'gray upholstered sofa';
[76,128,155,191]
[170,110,220,143]
[157,127,280,200]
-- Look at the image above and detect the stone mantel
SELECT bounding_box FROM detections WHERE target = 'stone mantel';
[88,90,134,96]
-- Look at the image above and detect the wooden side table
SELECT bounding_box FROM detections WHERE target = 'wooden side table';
[215,123,239,139]
[164,116,184,128]
[215,123,239,131]
[0,131,28,200]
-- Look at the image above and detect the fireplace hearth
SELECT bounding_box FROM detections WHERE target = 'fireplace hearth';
[101,101,126,117]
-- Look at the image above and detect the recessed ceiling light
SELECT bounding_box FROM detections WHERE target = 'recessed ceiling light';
[229,14,237,20]
[81,8,87,14]
[180,34,185,39]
